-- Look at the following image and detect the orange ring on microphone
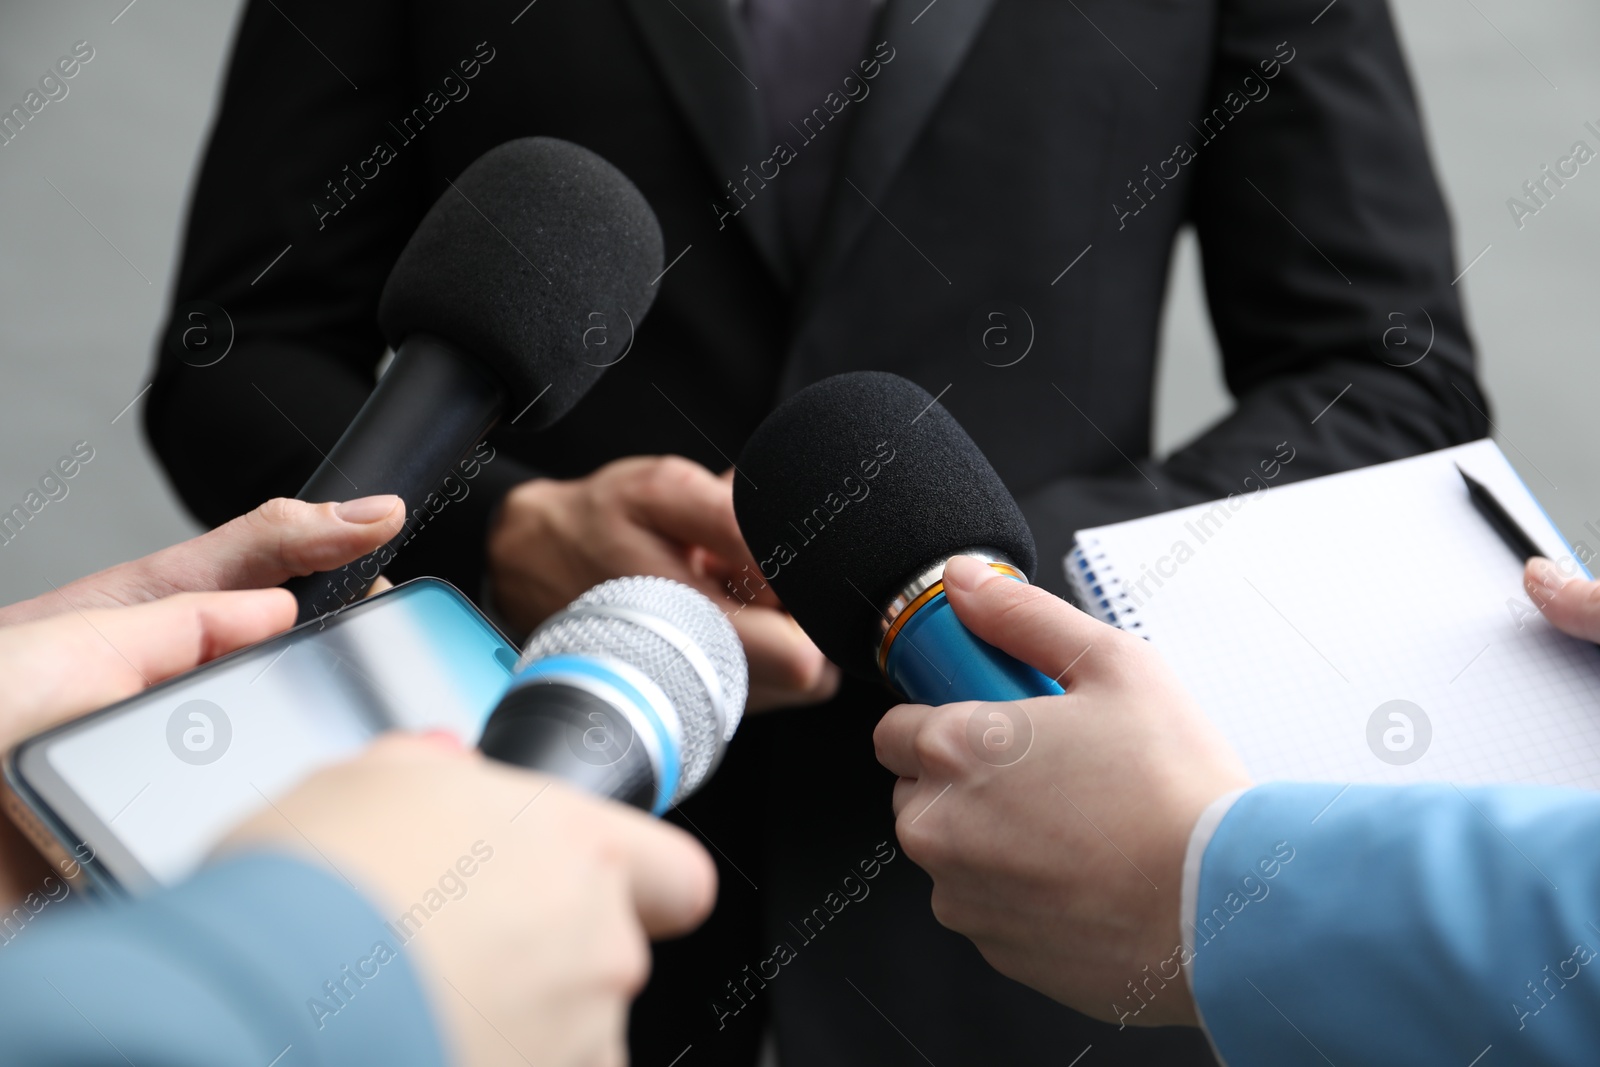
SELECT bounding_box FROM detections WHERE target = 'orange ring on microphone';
[877,560,1025,675]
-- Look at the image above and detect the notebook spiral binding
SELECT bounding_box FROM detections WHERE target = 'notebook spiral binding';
[1065,537,1146,636]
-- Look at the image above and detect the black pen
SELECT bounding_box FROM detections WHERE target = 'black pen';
[1456,463,1544,562]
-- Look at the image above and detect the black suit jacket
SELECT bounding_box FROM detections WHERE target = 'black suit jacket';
[147,0,1488,1063]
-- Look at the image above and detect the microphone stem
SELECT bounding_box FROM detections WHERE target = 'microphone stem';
[284,334,504,625]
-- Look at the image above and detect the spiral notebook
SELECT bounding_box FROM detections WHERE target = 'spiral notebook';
[1065,439,1600,788]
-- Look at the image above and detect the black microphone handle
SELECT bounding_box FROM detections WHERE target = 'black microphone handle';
[284,334,505,625]
[478,682,658,810]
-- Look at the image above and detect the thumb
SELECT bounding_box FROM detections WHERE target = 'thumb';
[1526,557,1600,643]
[1,498,407,627]
[154,496,406,590]
[940,554,1113,683]
[615,814,718,939]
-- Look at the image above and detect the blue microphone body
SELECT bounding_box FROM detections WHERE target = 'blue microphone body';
[878,551,1065,704]
[489,653,683,815]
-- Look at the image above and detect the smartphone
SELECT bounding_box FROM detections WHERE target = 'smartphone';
[3,578,519,898]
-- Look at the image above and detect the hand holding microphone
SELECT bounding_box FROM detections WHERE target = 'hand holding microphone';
[219,734,716,1067]
[872,557,1250,1026]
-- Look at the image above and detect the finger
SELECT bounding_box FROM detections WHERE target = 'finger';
[733,608,839,708]
[360,731,475,764]
[692,547,783,609]
[365,575,394,598]
[873,701,934,779]
[746,662,841,713]
[611,526,721,594]
[2,590,295,745]
[631,459,761,574]
[1526,557,1600,642]
[612,812,718,939]
[93,589,297,675]
[1,498,405,626]
[136,496,405,595]
[891,774,921,818]
[941,555,1111,682]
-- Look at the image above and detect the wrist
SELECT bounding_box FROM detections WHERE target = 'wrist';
[1121,779,1252,1028]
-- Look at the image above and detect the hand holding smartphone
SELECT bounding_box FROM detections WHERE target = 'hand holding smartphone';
[4,579,518,895]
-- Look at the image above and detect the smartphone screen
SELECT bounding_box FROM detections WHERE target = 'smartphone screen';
[10,579,517,894]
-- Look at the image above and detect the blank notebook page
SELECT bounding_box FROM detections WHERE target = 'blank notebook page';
[1069,439,1600,788]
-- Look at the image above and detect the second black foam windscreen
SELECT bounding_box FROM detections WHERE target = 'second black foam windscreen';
[377,137,663,429]
[733,371,1036,680]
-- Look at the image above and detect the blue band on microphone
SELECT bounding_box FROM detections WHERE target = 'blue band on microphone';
[511,654,681,814]
[883,586,1066,704]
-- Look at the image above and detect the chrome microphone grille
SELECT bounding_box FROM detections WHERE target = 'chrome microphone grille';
[518,576,747,801]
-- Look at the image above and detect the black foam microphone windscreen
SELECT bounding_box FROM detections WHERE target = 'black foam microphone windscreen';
[732,371,1036,681]
[287,138,663,623]
[377,136,664,428]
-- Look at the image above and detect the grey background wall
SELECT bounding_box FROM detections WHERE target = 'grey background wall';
[2,0,1597,606]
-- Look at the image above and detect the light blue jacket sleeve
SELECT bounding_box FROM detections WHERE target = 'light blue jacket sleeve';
[1188,782,1600,1067]
[0,852,448,1067]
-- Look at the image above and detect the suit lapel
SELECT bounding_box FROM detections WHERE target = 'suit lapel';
[620,0,791,286]
[796,0,999,317]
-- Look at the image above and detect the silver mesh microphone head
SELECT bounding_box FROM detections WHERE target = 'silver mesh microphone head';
[517,576,748,802]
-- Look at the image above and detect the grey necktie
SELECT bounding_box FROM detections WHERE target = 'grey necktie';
[742,0,880,265]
